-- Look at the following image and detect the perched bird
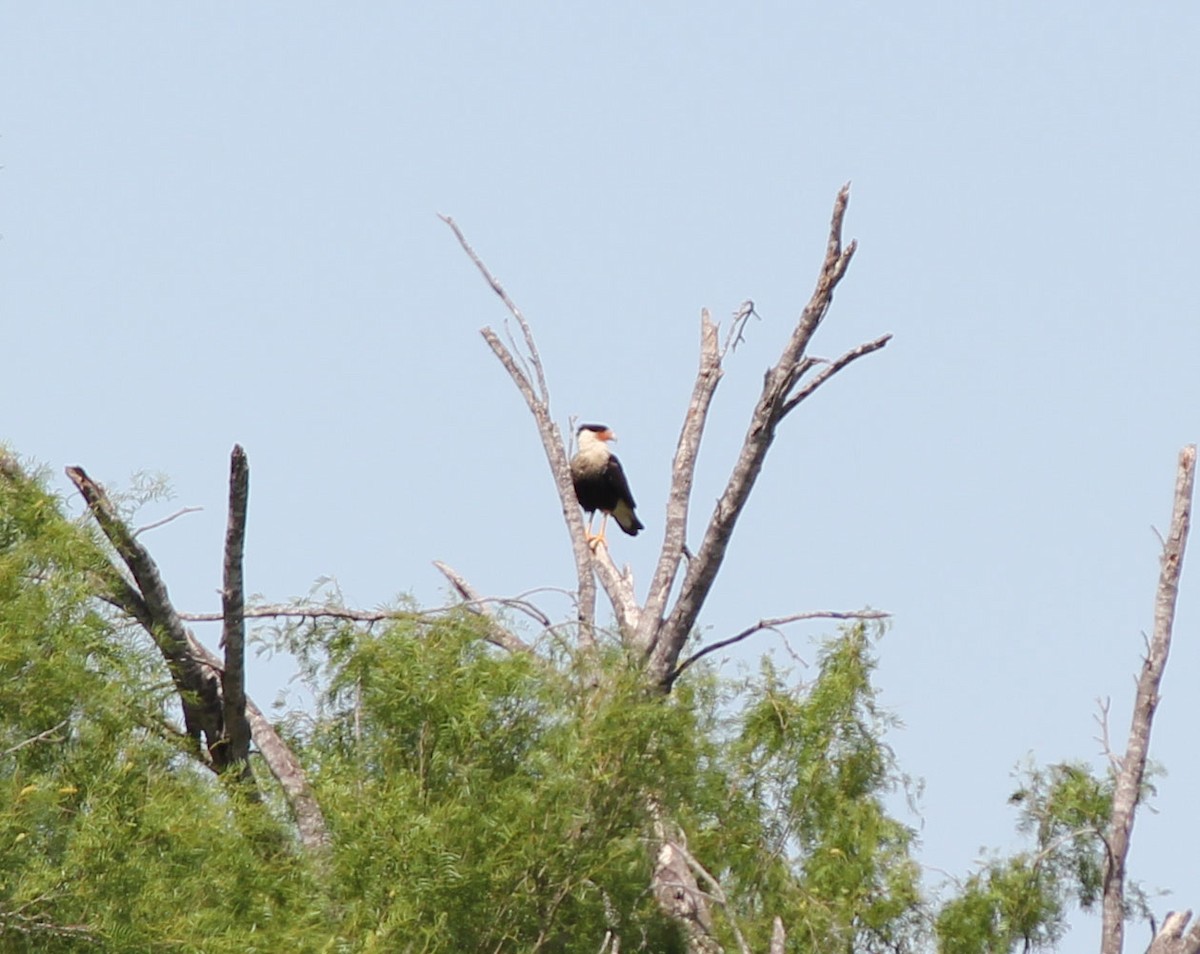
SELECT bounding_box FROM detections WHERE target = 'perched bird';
[569,423,643,546]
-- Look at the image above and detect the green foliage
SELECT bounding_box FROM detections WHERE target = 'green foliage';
[694,624,923,954]
[305,620,691,950]
[935,763,1113,954]
[273,618,923,952]
[1,455,1133,953]
[0,460,322,951]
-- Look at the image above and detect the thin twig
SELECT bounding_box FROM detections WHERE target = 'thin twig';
[722,299,759,356]
[2,719,70,758]
[1094,697,1122,771]
[669,609,891,683]
[779,333,894,416]
[439,213,548,403]
[180,604,400,623]
[433,560,533,654]
[133,505,203,537]
[180,596,553,629]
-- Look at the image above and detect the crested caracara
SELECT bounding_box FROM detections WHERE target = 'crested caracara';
[569,424,644,546]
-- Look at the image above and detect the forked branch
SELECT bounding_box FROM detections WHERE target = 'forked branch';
[433,560,534,654]
[669,608,891,685]
[1101,444,1196,954]
[67,460,331,854]
[1147,911,1200,954]
[441,214,608,644]
[645,185,890,684]
[443,189,891,699]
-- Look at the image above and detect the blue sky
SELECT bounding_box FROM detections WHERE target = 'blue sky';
[3,3,1198,948]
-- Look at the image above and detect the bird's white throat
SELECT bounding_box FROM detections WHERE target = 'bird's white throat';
[573,431,611,470]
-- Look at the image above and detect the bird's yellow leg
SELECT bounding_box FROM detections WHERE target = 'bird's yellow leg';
[589,513,609,551]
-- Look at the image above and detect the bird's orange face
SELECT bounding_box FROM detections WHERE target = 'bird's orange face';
[597,428,616,442]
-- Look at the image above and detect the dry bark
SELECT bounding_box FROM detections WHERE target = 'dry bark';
[1101,445,1196,954]
[1146,911,1200,954]
[220,445,253,779]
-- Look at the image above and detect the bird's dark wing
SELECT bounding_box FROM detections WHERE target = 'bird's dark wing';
[605,454,637,509]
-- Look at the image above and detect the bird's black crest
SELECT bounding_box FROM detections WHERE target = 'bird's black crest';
[577,423,609,435]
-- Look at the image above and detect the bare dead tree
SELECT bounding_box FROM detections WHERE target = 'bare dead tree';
[1102,445,1196,954]
[442,185,889,695]
[443,187,890,952]
[66,451,331,854]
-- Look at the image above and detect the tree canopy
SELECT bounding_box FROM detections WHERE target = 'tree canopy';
[1,444,1193,953]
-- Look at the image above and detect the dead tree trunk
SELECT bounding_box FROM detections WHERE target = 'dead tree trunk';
[1102,445,1196,954]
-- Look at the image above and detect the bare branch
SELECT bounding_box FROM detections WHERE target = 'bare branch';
[721,299,759,357]
[587,543,642,637]
[220,445,253,779]
[1094,697,1123,772]
[476,328,603,644]
[67,464,225,763]
[439,213,548,402]
[779,333,894,416]
[1148,910,1200,954]
[769,917,786,954]
[433,560,533,654]
[133,505,203,536]
[669,609,890,684]
[636,311,722,653]
[180,604,400,623]
[647,186,888,685]
[2,719,69,759]
[676,842,752,954]
[444,216,610,644]
[652,840,721,954]
[179,588,558,631]
[1102,445,1196,954]
[185,632,331,854]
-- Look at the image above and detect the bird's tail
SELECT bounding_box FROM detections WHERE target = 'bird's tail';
[613,501,644,536]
